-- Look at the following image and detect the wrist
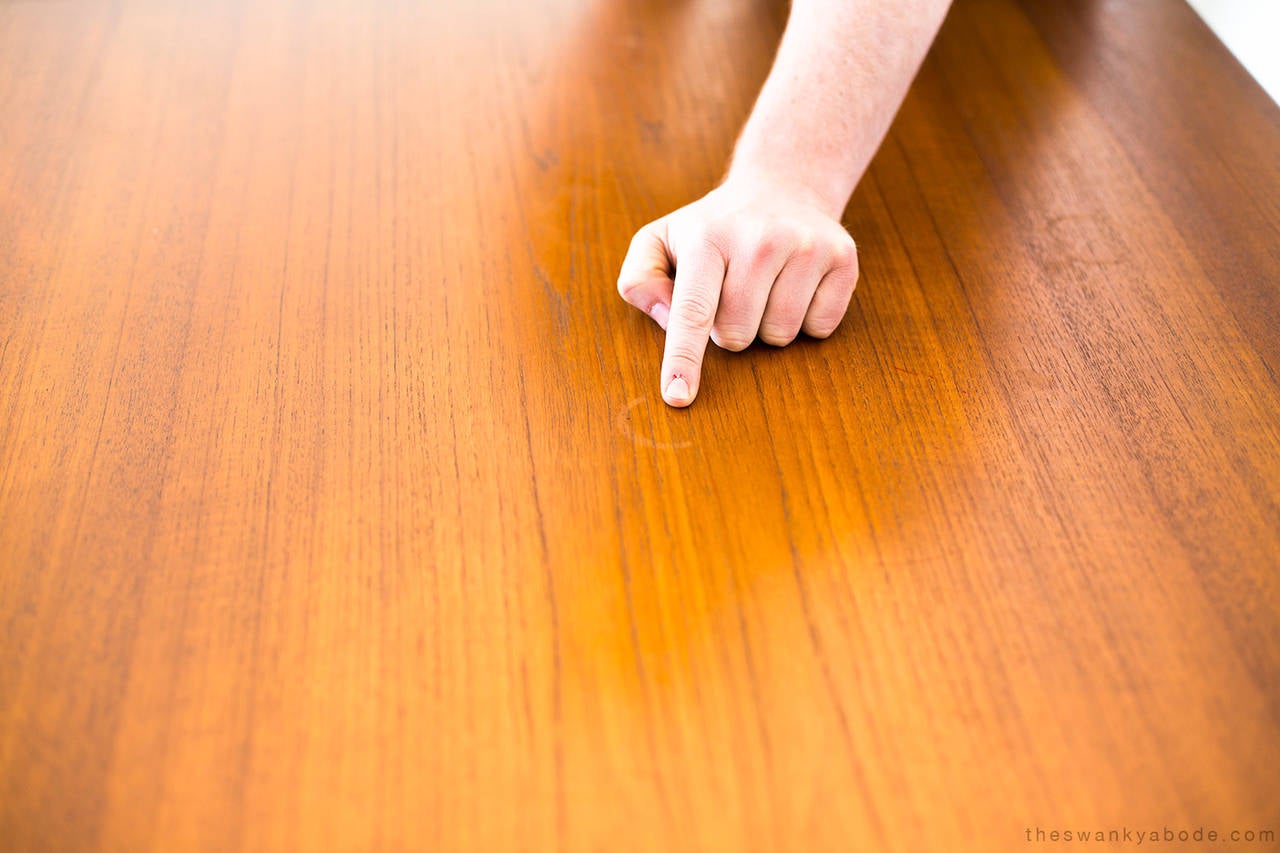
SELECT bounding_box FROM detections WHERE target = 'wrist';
[723,153,851,220]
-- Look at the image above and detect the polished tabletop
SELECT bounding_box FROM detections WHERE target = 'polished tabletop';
[2,0,1278,849]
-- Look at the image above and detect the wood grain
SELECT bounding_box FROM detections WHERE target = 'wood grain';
[2,0,1278,849]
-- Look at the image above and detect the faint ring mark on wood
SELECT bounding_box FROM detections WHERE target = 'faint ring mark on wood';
[617,396,694,451]
[1045,213,1123,267]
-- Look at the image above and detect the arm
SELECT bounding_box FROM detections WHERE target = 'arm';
[617,0,953,407]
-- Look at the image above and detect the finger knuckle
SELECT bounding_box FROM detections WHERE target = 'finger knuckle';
[748,228,780,261]
[689,221,729,253]
[665,347,703,373]
[712,324,754,351]
[681,221,710,248]
[791,233,819,265]
[672,294,717,329]
[804,313,844,339]
[833,234,857,267]
[758,322,799,347]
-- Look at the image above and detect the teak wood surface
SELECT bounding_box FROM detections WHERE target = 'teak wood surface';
[2,0,1279,850]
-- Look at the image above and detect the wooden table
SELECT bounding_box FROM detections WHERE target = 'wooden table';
[2,0,1278,849]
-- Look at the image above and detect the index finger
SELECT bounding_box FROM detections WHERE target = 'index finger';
[661,242,726,407]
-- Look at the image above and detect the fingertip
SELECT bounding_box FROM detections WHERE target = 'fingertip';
[663,375,694,407]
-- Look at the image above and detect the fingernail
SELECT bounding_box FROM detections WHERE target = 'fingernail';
[648,301,669,330]
[664,376,691,405]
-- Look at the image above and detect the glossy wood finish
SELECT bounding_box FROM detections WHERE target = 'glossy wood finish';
[2,0,1278,849]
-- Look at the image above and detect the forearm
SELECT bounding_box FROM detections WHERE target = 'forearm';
[729,0,953,217]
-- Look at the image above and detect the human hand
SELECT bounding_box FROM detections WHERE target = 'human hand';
[617,175,858,407]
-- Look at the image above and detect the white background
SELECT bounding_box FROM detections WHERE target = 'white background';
[1188,0,1280,104]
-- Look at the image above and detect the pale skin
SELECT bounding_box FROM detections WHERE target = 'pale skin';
[617,0,954,407]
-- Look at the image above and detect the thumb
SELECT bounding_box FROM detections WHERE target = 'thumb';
[617,219,675,329]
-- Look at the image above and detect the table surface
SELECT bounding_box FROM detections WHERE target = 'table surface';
[3,0,1279,849]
